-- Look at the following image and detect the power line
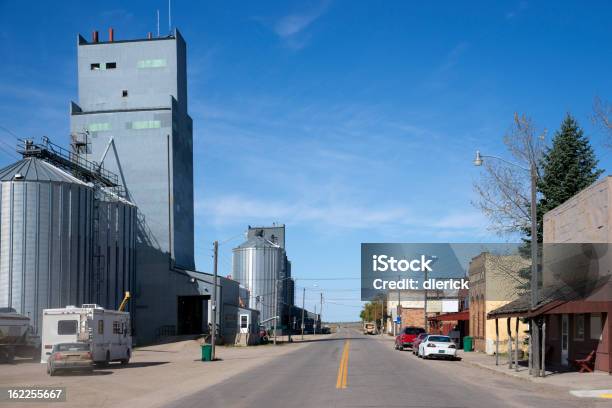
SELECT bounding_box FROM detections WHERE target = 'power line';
[324,300,363,308]
[0,125,22,141]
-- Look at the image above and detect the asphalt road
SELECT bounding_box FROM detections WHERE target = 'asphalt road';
[164,327,605,408]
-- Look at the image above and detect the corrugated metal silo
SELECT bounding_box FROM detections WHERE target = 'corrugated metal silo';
[232,235,284,327]
[0,158,94,333]
[92,192,136,310]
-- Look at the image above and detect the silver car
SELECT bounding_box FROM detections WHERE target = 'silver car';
[47,343,93,376]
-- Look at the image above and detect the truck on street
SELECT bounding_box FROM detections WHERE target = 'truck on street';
[363,322,377,335]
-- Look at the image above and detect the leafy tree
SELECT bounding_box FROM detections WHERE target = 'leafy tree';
[359,299,386,323]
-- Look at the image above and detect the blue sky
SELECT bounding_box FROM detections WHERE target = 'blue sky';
[0,1,611,321]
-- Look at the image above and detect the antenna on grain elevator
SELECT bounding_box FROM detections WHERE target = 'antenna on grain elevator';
[157,9,160,37]
[168,0,172,34]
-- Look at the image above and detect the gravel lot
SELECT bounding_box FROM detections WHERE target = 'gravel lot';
[0,336,319,408]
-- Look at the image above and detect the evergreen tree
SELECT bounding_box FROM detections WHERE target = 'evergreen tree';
[538,114,604,216]
[518,114,603,293]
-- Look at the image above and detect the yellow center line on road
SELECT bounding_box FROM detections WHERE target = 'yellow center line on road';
[336,340,350,389]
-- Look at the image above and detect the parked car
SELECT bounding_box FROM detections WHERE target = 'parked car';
[394,326,426,350]
[417,335,458,360]
[411,333,429,355]
[47,343,93,376]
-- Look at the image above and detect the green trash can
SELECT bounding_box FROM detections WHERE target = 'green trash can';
[463,336,473,352]
[201,344,213,361]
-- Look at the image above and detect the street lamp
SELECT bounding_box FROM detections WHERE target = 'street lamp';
[473,150,540,376]
[473,150,483,166]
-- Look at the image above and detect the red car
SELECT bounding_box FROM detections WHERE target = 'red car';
[394,326,426,351]
[411,332,429,355]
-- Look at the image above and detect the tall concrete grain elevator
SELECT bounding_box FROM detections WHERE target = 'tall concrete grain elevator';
[68,29,233,344]
[0,28,246,345]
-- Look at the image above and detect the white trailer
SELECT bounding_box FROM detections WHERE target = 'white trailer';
[41,305,131,365]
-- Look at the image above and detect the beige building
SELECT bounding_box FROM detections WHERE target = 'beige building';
[469,253,530,354]
[541,176,612,372]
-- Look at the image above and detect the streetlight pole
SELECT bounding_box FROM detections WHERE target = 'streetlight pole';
[474,150,540,376]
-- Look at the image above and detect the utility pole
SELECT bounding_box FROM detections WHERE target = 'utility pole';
[380,298,384,335]
[211,240,218,361]
[320,293,323,332]
[396,276,400,335]
[423,268,428,332]
[314,304,317,335]
[301,287,305,340]
[273,277,278,345]
[529,163,541,377]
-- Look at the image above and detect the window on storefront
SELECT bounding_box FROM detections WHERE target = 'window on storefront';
[574,314,585,341]
[590,313,602,340]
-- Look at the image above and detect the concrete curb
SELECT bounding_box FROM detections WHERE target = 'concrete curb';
[459,356,536,384]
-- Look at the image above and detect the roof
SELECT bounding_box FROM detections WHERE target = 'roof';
[0,157,90,186]
[429,310,469,321]
[234,235,281,250]
[487,276,608,319]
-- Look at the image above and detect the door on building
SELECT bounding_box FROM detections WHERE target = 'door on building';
[177,295,209,335]
[561,314,569,366]
[240,314,249,334]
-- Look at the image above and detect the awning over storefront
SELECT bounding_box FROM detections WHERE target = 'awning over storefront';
[486,277,608,319]
[429,310,469,321]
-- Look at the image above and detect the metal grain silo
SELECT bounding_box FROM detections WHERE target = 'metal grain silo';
[232,235,284,327]
[0,158,94,334]
[92,191,136,310]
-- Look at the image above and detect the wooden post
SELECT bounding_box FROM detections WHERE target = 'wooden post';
[533,318,540,377]
[495,318,499,366]
[515,318,520,372]
[528,319,532,375]
[541,318,546,377]
[507,318,513,369]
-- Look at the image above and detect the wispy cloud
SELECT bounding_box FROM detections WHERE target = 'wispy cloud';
[423,42,469,90]
[258,1,330,49]
[197,192,488,238]
[506,1,529,20]
[274,7,326,38]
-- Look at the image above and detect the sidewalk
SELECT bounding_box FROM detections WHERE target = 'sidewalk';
[458,350,612,392]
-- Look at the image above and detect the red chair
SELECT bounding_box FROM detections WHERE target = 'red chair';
[571,350,596,373]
